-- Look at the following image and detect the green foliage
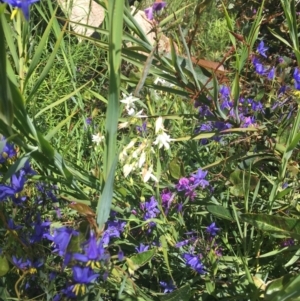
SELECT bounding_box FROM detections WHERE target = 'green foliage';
[1,0,300,300]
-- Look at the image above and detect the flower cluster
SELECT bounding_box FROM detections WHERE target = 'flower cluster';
[144,1,167,21]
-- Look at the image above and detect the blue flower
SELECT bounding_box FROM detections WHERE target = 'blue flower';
[30,214,51,243]
[12,256,43,272]
[190,168,209,189]
[45,227,78,256]
[183,253,205,274]
[142,196,160,222]
[73,231,109,267]
[160,281,176,293]
[252,57,265,75]
[175,239,190,248]
[68,266,99,296]
[0,171,26,202]
[293,68,300,90]
[267,67,275,80]
[2,0,40,20]
[251,101,264,113]
[135,243,149,253]
[206,222,220,237]
[72,266,99,284]
[0,138,16,163]
[257,41,268,58]
[219,85,230,100]
[101,220,126,246]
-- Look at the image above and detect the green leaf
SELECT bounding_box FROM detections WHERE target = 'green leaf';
[286,132,300,152]
[0,256,9,277]
[0,6,14,128]
[229,170,258,197]
[206,205,234,221]
[169,157,184,179]
[126,249,156,274]
[45,110,77,141]
[24,8,58,88]
[96,156,118,230]
[26,26,65,103]
[241,214,300,238]
[159,235,173,282]
[3,155,31,182]
[160,284,191,301]
[265,273,300,301]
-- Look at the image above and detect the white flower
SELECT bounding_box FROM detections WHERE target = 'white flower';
[153,132,171,150]
[120,93,139,108]
[126,107,136,116]
[92,133,105,145]
[155,116,164,134]
[141,166,158,183]
[123,163,135,177]
[138,152,146,168]
[154,77,166,85]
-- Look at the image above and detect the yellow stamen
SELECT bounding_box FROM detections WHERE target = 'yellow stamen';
[29,268,37,274]
[11,9,18,20]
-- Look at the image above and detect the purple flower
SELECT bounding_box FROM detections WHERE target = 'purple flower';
[73,231,109,265]
[161,189,174,212]
[7,218,22,230]
[118,250,124,261]
[176,177,190,191]
[257,41,268,58]
[252,57,265,75]
[0,171,26,202]
[282,182,288,189]
[177,202,183,212]
[198,105,213,117]
[294,68,300,82]
[136,122,147,134]
[2,0,40,20]
[221,99,233,110]
[267,67,275,80]
[144,6,154,20]
[12,256,43,271]
[0,185,15,201]
[144,1,166,20]
[160,281,176,293]
[12,256,31,270]
[206,222,220,237]
[45,227,78,256]
[142,196,160,221]
[101,220,126,245]
[85,117,92,126]
[251,101,264,113]
[190,168,209,189]
[0,138,16,163]
[135,243,149,253]
[183,253,205,274]
[294,68,300,90]
[219,85,230,99]
[184,188,197,201]
[281,238,295,247]
[72,266,99,284]
[241,115,255,128]
[22,160,37,176]
[153,1,167,11]
[175,239,190,248]
[30,214,51,243]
